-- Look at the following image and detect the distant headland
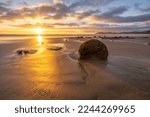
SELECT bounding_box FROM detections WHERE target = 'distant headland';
[96,30,150,34]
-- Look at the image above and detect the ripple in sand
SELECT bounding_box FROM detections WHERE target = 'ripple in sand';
[32,88,51,98]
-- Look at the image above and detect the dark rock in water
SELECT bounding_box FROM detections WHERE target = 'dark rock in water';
[148,43,150,45]
[48,46,62,51]
[78,39,108,60]
[16,50,29,55]
[16,49,37,55]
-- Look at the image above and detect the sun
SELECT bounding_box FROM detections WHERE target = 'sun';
[34,27,43,34]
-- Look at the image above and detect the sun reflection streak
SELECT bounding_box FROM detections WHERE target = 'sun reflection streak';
[37,35,44,44]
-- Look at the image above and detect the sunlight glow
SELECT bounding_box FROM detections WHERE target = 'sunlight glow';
[34,27,43,34]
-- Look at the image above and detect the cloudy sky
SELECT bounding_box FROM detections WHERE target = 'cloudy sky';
[0,0,150,34]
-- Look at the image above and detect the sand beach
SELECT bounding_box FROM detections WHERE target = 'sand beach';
[0,35,150,99]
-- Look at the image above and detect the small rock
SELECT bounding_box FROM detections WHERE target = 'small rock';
[16,50,29,55]
[78,39,108,60]
[16,49,37,55]
[48,46,62,51]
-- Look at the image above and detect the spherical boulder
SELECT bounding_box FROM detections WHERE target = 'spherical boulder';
[78,39,108,60]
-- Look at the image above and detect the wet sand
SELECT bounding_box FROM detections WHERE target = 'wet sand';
[0,37,150,99]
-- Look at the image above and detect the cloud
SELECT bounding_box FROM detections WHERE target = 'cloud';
[0,1,149,32]
[10,23,54,28]
[0,2,10,15]
[134,3,150,12]
[53,0,63,4]
[91,6,150,23]
[18,1,29,6]
[0,1,12,6]
[10,22,79,29]
[1,3,149,24]
[112,14,150,23]
[102,6,128,16]
[0,2,7,6]
[52,23,79,27]
[70,0,117,10]
[74,10,100,20]
[82,22,150,32]
[92,14,150,23]
[0,5,10,14]
[0,2,71,21]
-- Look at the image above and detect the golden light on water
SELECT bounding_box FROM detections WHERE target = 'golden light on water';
[37,35,43,44]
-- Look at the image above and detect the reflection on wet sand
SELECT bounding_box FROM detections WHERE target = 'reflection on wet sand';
[37,35,43,44]
[15,38,85,99]
[78,61,89,85]
[24,39,60,99]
